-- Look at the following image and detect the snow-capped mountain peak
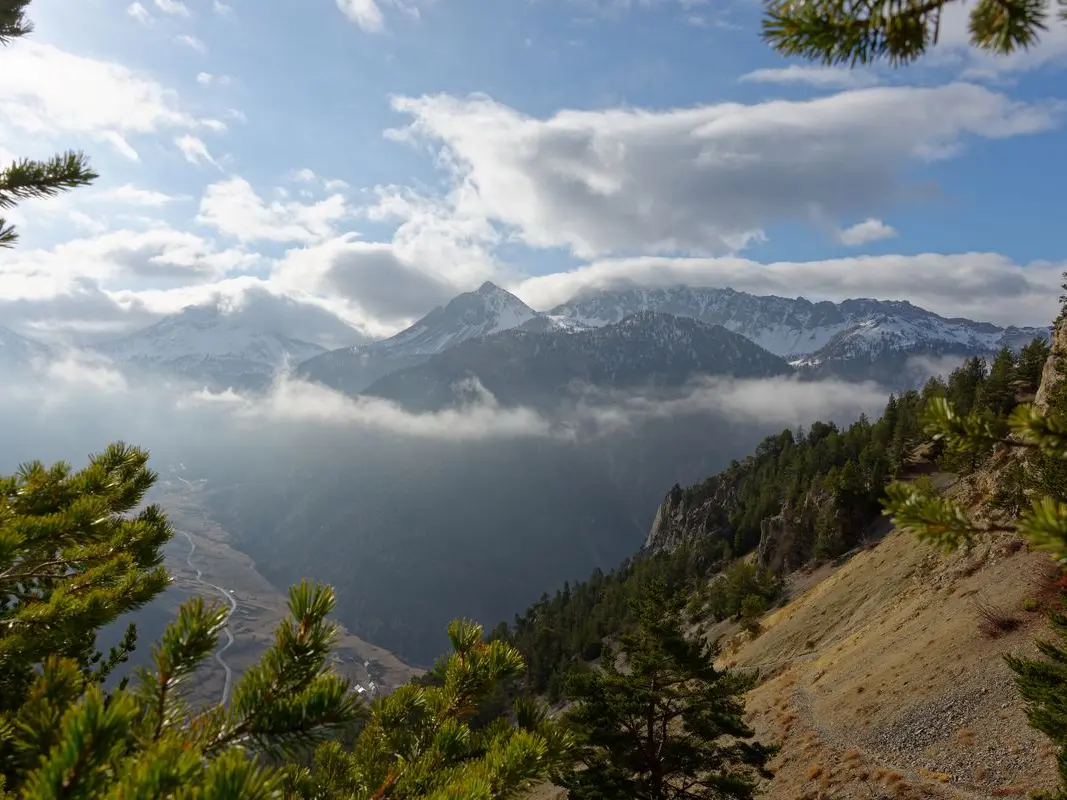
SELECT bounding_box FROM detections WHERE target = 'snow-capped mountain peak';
[548,285,1048,361]
[93,294,367,391]
[348,281,538,360]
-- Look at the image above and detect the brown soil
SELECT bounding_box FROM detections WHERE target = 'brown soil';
[720,523,1059,799]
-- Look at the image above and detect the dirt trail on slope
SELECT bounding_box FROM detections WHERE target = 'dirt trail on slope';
[716,523,1060,800]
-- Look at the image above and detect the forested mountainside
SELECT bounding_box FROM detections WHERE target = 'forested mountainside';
[496,337,1052,700]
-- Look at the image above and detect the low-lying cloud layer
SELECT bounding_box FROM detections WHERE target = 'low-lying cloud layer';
[1,353,889,474]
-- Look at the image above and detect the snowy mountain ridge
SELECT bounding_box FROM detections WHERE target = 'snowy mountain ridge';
[92,297,367,391]
[296,282,542,394]
[546,286,1048,360]
[354,281,539,359]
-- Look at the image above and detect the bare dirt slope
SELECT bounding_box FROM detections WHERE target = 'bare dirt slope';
[718,520,1060,799]
[149,473,421,707]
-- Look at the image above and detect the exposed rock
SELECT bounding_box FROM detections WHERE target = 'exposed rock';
[643,473,740,553]
[756,514,802,574]
[1035,315,1067,412]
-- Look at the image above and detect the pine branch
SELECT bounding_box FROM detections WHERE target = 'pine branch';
[761,0,1053,65]
[0,0,32,45]
[0,152,98,210]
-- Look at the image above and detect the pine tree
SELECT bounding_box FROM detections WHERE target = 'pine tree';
[982,347,1019,416]
[0,442,171,713]
[0,445,575,798]
[0,0,97,247]
[561,581,774,800]
[282,619,573,800]
[1020,338,1054,394]
[760,0,1062,67]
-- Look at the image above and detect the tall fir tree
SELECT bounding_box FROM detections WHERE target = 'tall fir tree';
[561,580,774,800]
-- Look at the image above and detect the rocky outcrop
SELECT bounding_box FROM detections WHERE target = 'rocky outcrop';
[643,473,741,554]
[1035,315,1067,412]
[754,488,834,574]
[756,514,802,574]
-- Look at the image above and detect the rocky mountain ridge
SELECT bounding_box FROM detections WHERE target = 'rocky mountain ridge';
[363,311,794,412]
[548,286,1046,361]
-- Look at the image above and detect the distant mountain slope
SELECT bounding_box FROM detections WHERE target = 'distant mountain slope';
[363,311,794,411]
[548,286,1048,363]
[297,282,540,395]
[96,296,365,391]
[0,326,52,373]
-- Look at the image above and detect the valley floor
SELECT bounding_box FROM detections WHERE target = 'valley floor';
[156,474,422,706]
[719,521,1059,799]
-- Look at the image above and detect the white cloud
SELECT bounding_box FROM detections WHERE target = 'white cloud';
[197,72,232,87]
[389,85,1060,259]
[739,65,880,88]
[175,134,220,168]
[175,35,207,53]
[127,2,152,24]
[0,42,196,159]
[154,0,190,15]
[293,168,317,183]
[336,0,423,31]
[97,184,177,206]
[836,218,897,246]
[337,0,384,31]
[570,376,888,435]
[213,0,234,15]
[0,227,260,343]
[196,178,350,243]
[513,252,1064,328]
[271,234,458,331]
[201,119,228,133]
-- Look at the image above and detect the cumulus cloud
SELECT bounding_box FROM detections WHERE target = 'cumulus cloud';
[388,85,1059,258]
[513,251,1064,328]
[197,178,350,243]
[272,235,457,330]
[739,65,880,88]
[0,42,197,159]
[0,227,262,343]
[836,218,897,246]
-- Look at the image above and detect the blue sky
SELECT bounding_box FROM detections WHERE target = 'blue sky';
[2,0,1066,344]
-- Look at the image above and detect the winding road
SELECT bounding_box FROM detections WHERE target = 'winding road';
[182,532,238,705]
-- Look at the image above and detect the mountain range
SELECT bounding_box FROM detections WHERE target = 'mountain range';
[1,280,1049,397]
